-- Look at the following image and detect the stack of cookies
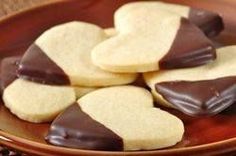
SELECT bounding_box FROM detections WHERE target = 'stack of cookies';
[2,1,235,151]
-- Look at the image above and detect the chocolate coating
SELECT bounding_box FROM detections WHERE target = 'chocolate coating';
[18,44,70,85]
[0,56,21,92]
[45,103,123,151]
[155,77,236,116]
[220,101,236,115]
[189,8,224,37]
[159,18,216,69]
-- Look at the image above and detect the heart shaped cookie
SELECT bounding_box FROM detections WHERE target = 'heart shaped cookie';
[1,56,97,99]
[18,21,137,86]
[1,56,77,123]
[92,6,216,73]
[144,46,236,116]
[46,86,184,151]
[115,1,223,37]
[3,78,76,123]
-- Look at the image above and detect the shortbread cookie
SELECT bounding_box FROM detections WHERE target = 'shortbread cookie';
[46,86,184,151]
[0,56,95,99]
[1,57,76,123]
[18,22,137,86]
[104,28,117,37]
[3,79,76,123]
[92,9,216,73]
[115,1,223,37]
[144,46,236,116]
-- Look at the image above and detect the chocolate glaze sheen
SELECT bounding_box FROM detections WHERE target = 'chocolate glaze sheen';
[159,18,216,69]
[189,8,224,37]
[155,77,236,116]
[18,44,70,85]
[45,103,123,151]
[0,56,21,92]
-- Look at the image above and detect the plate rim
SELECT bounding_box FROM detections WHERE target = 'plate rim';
[1,130,236,155]
[0,0,235,155]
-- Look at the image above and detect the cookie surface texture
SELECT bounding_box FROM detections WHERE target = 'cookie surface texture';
[3,79,76,123]
[115,1,223,37]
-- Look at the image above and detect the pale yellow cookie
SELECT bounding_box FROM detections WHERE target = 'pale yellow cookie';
[18,21,137,87]
[115,1,223,36]
[144,46,236,108]
[104,28,117,37]
[3,79,76,123]
[92,6,215,73]
[77,86,184,150]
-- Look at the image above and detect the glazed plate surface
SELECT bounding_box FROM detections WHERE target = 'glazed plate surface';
[0,0,236,155]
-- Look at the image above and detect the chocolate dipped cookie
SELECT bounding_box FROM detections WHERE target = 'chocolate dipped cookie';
[144,46,236,116]
[46,86,184,151]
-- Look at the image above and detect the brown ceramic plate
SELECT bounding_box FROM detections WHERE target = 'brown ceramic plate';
[0,0,236,155]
